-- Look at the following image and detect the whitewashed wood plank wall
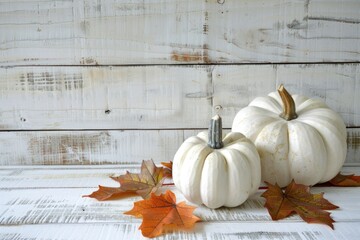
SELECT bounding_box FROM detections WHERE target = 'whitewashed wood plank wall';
[0,0,359,165]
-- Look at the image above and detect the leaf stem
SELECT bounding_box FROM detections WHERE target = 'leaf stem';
[162,183,175,186]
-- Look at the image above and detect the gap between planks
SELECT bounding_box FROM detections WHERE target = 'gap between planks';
[2,61,360,69]
[0,128,210,133]
[1,127,360,132]
[0,164,359,170]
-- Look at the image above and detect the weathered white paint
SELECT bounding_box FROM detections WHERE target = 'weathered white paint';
[0,130,185,165]
[0,64,359,130]
[1,187,359,224]
[0,128,358,165]
[1,222,359,240]
[347,128,360,164]
[0,166,359,239]
[0,0,359,65]
[0,165,357,189]
[0,65,213,130]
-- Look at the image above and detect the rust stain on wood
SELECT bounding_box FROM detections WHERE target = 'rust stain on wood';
[171,52,208,62]
[171,45,210,63]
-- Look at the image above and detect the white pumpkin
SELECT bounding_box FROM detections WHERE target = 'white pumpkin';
[173,115,261,209]
[232,85,347,187]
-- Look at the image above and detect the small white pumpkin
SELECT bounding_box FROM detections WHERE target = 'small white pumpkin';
[173,115,261,209]
[232,85,347,187]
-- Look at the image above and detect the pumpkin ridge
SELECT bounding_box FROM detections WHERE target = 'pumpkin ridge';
[287,121,327,185]
[255,120,290,187]
[295,98,328,114]
[221,149,251,207]
[179,144,213,204]
[222,136,246,148]
[225,141,261,195]
[294,118,346,182]
[200,151,228,208]
[250,95,283,113]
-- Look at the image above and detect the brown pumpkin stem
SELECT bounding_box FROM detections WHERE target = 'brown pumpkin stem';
[208,115,224,149]
[278,84,297,121]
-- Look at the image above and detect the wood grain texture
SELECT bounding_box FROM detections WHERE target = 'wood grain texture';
[347,128,360,164]
[0,65,213,130]
[0,0,359,66]
[0,166,359,239]
[1,222,359,240]
[0,64,359,130]
[0,165,357,189]
[0,128,359,165]
[0,187,359,225]
[0,130,183,165]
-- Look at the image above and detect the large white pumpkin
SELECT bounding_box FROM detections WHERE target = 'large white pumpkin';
[173,115,261,209]
[232,85,347,187]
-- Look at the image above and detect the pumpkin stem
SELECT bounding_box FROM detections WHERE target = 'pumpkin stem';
[208,115,224,149]
[278,84,297,121]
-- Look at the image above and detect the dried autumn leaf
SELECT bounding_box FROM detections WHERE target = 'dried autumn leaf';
[262,180,338,229]
[83,160,170,200]
[161,161,173,178]
[124,190,201,238]
[329,173,360,187]
[83,185,130,201]
[112,160,168,199]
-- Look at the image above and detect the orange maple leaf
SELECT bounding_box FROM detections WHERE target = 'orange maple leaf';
[124,190,201,238]
[262,180,339,229]
[329,173,360,187]
[83,160,170,200]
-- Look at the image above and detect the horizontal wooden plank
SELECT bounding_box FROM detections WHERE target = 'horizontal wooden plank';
[0,186,359,225]
[0,64,359,130]
[0,0,359,65]
[0,65,213,130]
[0,165,358,189]
[0,130,184,165]
[1,222,359,240]
[0,165,143,188]
[0,128,359,165]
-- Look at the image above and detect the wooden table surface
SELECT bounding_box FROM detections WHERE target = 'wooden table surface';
[0,164,359,240]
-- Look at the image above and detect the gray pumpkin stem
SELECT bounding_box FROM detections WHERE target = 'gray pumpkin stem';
[208,115,224,149]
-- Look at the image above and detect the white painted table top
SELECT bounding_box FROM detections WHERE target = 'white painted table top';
[0,164,359,240]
